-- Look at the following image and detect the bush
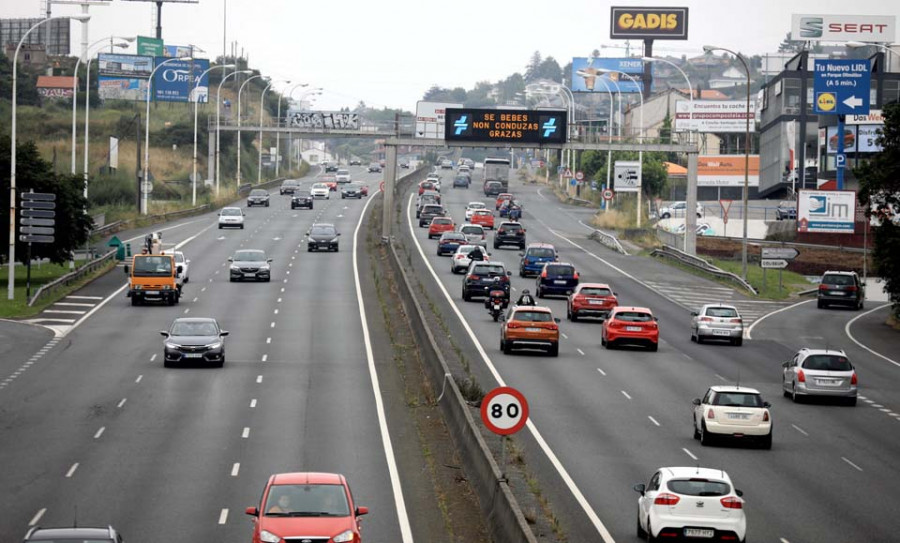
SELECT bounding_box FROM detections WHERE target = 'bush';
[88,174,136,207]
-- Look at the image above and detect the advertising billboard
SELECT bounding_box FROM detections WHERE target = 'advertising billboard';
[98,76,150,101]
[415,101,463,139]
[288,112,360,130]
[571,57,644,93]
[98,53,154,78]
[798,190,856,233]
[444,108,567,145]
[697,155,760,187]
[675,101,756,133]
[0,18,70,56]
[137,36,163,56]
[791,14,895,43]
[610,7,689,40]
[825,125,883,154]
[164,44,193,58]
[152,57,210,102]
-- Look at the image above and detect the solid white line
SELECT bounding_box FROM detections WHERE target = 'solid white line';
[28,508,46,526]
[683,448,698,461]
[261,354,268,362]
[597,368,606,376]
[44,309,86,315]
[94,426,105,439]
[150,354,157,362]
[66,295,103,300]
[65,463,79,478]
[715,374,727,382]
[648,416,660,427]
[405,193,613,542]
[791,424,809,437]
[183,308,190,314]
[117,398,127,408]
[357,191,414,542]
[52,302,95,307]
[135,375,143,383]
[192,297,198,302]
[231,463,240,477]
[218,508,229,525]
[241,427,250,439]
[844,304,900,369]
[577,348,585,356]
[745,299,813,340]
[250,399,257,408]
[841,456,863,472]
[621,390,632,400]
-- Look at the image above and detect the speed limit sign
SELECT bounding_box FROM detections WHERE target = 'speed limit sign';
[379,180,385,192]
[481,386,529,435]
[602,188,615,201]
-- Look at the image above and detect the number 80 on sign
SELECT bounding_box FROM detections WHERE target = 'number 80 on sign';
[480,386,529,435]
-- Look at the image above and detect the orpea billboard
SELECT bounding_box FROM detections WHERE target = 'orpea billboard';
[152,57,210,102]
[571,57,644,93]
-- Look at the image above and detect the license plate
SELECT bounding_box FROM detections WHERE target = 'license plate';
[626,326,642,332]
[184,353,203,359]
[684,528,715,538]
[712,329,731,336]
[816,379,839,386]
[831,291,846,296]
[589,300,603,305]
[554,280,567,285]
[525,327,541,332]
[319,244,329,248]
[244,273,256,277]
[144,290,159,295]
[727,413,750,420]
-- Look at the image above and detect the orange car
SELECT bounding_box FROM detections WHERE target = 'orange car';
[501,305,560,356]
[601,306,659,351]
[428,217,455,239]
[470,209,495,229]
[568,283,618,322]
[496,193,513,210]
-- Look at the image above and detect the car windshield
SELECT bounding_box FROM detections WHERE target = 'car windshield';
[171,320,218,336]
[545,265,574,276]
[264,484,350,517]
[667,479,730,497]
[133,256,173,276]
[474,210,491,216]
[432,218,451,225]
[803,355,852,371]
[283,181,298,186]
[706,307,738,318]
[614,311,653,322]
[234,251,266,262]
[173,253,184,263]
[461,226,482,234]
[713,392,764,407]
[528,248,555,258]
[580,287,612,296]
[822,274,854,286]
[337,170,349,175]
[441,233,465,240]
[312,184,327,190]
[250,190,267,196]
[221,208,241,216]
[500,224,522,231]
[423,206,442,213]
[345,184,360,190]
[468,203,485,209]
[311,226,336,236]
[512,311,552,322]
[474,265,505,276]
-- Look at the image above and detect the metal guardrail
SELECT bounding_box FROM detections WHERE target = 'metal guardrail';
[651,244,758,295]
[92,220,124,237]
[28,249,117,307]
[588,229,628,255]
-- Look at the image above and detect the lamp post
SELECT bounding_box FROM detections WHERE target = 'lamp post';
[10,15,90,301]
[143,57,193,215]
[277,83,307,177]
[236,74,263,185]
[599,69,645,226]
[216,69,252,196]
[193,64,235,206]
[577,72,615,210]
[71,35,134,176]
[704,45,752,280]
[258,79,288,184]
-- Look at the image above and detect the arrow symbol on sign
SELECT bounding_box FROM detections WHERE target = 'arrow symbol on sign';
[843,96,863,109]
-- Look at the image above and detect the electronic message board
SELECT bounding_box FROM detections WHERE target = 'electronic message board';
[444,108,567,145]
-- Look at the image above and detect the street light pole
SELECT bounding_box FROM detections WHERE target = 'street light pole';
[236,74,263,186]
[705,45,751,280]
[193,64,235,206]
[143,57,193,215]
[10,15,89,301]
[599,69,645,226]
[258,79,288,184]
[215,69,252,197]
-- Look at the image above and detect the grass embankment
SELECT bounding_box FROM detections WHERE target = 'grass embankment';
[0,258,116,319]
[656,253,812,300]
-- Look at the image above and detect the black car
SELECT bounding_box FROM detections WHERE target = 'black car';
[279,180,300,195]
[462,262,511,301]
[368,163,383,173]
[437,232,467,256]
[308,223,341,252]
[484,180,503,196]
[775,200,797,220]
[418,204,445,227]
[24,526,125,542]
[247,189,270,207]
[536,262,579,297]
[817,270,865,310]
[341,183,363,199]
[349,159,362,166]
[161,317,228,368]
[399,161,410,169]
[324,163,339,173]
[229,249,272,282]
[291,190,313,209]
[494,221,526,249]
[453,175,470,188]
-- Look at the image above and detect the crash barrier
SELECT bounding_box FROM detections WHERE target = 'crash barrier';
[588,228,629,255]
[28,249,117,307]
[651,244,758,295]
[655,227,684,249]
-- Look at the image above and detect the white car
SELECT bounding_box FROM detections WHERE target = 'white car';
[162,250,190,289]
[450,245,489,274]
[459,224,486,246]
[218,207,244,229]
[692,386,771,448]
[690,304,743,345]
[335,169,351,183]
[310,183,330,199]
[465,201,487,221]
[635,467,746,542]
[659,201,703,219]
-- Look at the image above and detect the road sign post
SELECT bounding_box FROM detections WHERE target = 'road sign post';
[761,247,799,291]
[19,192,57,299]
[481,386,529,481]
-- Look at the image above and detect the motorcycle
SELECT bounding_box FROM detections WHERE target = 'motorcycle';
[487,289,508,322]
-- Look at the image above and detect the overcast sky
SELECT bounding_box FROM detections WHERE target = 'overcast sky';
[4,0,899,110]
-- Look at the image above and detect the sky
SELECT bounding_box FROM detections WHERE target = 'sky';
[3,0,899,111]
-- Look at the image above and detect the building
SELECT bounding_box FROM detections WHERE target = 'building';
[623,88,724,152]
[3,43,46,67]
[36,75,77,100]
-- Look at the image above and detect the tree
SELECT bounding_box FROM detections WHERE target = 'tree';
[524,51,543,81]
[855,102,900,314]
[533,57,563,83]
[777,32,803,54]
[1,136,92,265]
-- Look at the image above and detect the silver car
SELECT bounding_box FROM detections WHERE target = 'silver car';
[782,348,858,406]
[690,304,743,346]
[459,224,487,247]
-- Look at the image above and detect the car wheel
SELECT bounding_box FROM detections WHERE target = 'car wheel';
[130,296,139,306]
[696,334,704,344]
[700,421,713,446]
[661,213,671,219]
[817,300,825,309]
[605,338,614,350]
[845,397,857,407]
[637,513,648,540]
[215,358,225,368]
[218,225,223,229]
[600,334,607,347]
[500,339,508,354]
[791,384,800,403]
[734,337,743,347]
[240,225,244,229]
[462,290,470,302]
[760,429,773,450]
[548,343,559,357]
[693,418,700,440]
[783,380,791,398]
[519,268,525,278]
[266,202,270,207]
[536,286,544,298]
[649,342,658,352]
[857,299,864,310]
[163,359,172,368]
[570,309,578,322]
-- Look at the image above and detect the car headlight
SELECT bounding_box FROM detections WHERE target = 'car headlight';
[332,530,355,543]
[259,264,270,270]
[165,342,181,349]
[259,530,281,543]
[134,284,142,290]
[231,265,241,271]
[330,237,340,243]
[205,341,222,349]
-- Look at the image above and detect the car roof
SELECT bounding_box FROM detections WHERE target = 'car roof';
[512,305,552,314]
[467,201,485,206]
[612,306,653,313]
[798,347,847,356]
[26,526,116,540]
[172,317,217,324]
[499,221,521,226]
[659,467,732,483]
[700,304,738,310]
[709,385,761,394]
[311,222,336,228]
[527,243,555,249]
[222,206,241,210]
[544,261,574,266]
[578,282,611,289]
[461,224,483,229]
[271,472,345,485]
[822,270,858,276]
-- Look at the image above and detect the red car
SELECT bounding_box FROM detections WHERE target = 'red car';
[568,283,618,322]
[601,306,659,351]
[418,181,436,195]
[470,209,495,229]
[360,184,369,197]
[495,193,513,210]
[245,472,368,543]
[321,176,338,192]
[428,217,455,239]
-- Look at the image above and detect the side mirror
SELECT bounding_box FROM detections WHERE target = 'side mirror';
[690,311,698,317]
[518,252,524,257]
[186,260,191,264]
[123,265,130,274]
[507,271,512,276]
[337,232,342,236]
[554,318,561,323]
[763,401,771,408]
[244,506,259,517]
[633,484,646,495]
[267,258,273,263]
[160,331,169,337]
[692,398,701,406]
[220,331,230,337]
[736,489,744,498]
[613,292,618,296]
[176,265,183,274]
[782,361,790,368]
[654,317,659,322]
[228,257,233,262]
[356,506,369,516]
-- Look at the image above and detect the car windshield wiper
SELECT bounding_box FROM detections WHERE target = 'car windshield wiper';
[265,512,291,517]
[285,511,324,517]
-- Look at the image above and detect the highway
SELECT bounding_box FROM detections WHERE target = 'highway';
[400,168,900,543]
[0,167,418,542]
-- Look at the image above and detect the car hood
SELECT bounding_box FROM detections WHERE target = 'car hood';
[259,516,355,539]
[167,335,219,346]
[232,260,267,267]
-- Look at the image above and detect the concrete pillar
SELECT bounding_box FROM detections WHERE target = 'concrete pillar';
[381,145,397,242]
[685,151,698,255]
[207,127,215,186]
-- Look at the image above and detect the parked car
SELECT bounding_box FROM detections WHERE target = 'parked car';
[291,190,313,209]
[279,179,300,195]
[450,245,490,274]
[775,200,797,220]
[567,283,617,322]
[518,243,557,277]
[307,223,341,252]
[693,386,772,448]
[659,201,703,218]
[601,306,659,351]
[229,249,272,282]
[493,221,526,249]
[535,262,579,297]
[817,270,865,310]
[462,261,511,301]
[437,232,467,256]
[782,348,857,405]
[161,317,228,368]
[691,304,744,346]
[247,189,270,207]
[218,207,245,229]
[500,305,560,356]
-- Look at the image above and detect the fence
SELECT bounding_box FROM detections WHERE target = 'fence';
[588,228,628,255]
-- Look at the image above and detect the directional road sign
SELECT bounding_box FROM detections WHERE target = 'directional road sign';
[20,226,55,235]
[20,218,56,227]
[761,247,800,260]
[21,209,56,219]
[480,386,529,436]
[813,59,871,115]
[20,192,56,201]
[761,259,789,269]
[19,235,55,244]
[19,200,56,210]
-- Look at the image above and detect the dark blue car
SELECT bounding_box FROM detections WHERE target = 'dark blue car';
[536,262,579,297]
[519,243,557,277]
[437,232,467,256]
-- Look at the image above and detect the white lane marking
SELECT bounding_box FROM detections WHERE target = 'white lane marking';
[270,322,276,328]
[405,193,612,542]
[65,463,79,478]
[218,509,229,525]
[621,390,632,400]
[261,354,268,362]
[117,398,127,408]
[841,457,863,472]
[201,287,207,292]
[192,297,198,303]
[715,374,727,382]
[792,424,809,437]
[872,404,884,408]
[844,304,900,369]
[135,375,143,383]
[52,302,95,307]
[745,299,814,340]
[150,354,157,362]
[880,408,891,412]
[231,463,240,477]
[597,368,606,376]
[94,427,105,439]
[256,375,263,383]
[183,308,190,314]
[250,399,257,408]
[28,508,46,526]
[241,427,250,438]
[561,333,569,339]
[781,539,792,543]
[44,309,86,315]
[864,399,875,404]
[577,348,585,356]
[273,309,279,315]
[683,448,698,461]
[266,337,271,344]
[66,295,103,300]
[648,416,660,427]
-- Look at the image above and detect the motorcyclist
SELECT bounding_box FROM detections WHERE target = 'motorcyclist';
[508,203,522,221]
[516,289,536,306]
[468,245,485,262]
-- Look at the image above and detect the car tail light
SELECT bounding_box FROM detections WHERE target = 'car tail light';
[545,323,559,331]
[846,286,858,292]
[541,270,548,278]
[798,370,806,383]
[654,493,680,506]
[573,272,579,280]
[700,317,713,322]
[498,229,506,234]
[763,411,770,422]
[851,373,858,385]
[731,318,743,324]
[707,408,715,419]
[818,284,829,290]
[467,275,478,281]
[456,255,465,260]
[500,275,510,283]
[507,322,520,329]
[720,497,743,509]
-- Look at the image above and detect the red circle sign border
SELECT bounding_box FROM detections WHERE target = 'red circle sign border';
[480,386,530,435]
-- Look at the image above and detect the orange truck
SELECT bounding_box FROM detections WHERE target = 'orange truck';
[124,253,180,306]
